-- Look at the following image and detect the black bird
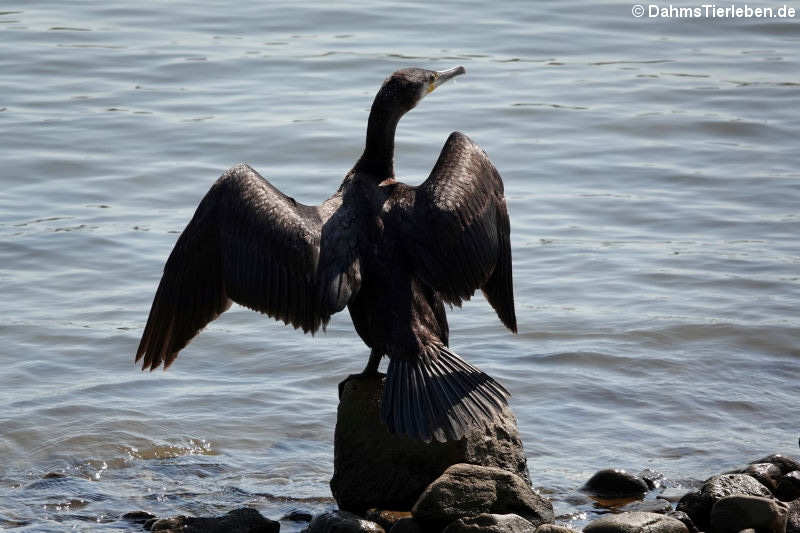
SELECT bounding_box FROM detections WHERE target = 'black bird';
[136,66,517,442]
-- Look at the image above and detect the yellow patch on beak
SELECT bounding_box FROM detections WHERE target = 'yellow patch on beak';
[426,73,440,94]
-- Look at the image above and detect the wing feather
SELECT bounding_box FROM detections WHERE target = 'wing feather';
[136,163,328,370]
[390,132,517,332]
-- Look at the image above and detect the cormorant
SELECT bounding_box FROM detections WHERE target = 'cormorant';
[135,66,517,442]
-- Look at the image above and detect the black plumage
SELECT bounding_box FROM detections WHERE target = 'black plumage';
[136,66,517,442]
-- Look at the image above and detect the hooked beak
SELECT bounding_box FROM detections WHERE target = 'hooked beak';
[428,66,466,93]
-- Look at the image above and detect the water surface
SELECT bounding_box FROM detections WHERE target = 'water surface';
[1,1,799,530]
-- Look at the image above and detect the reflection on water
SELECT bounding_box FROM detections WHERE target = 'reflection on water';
[1,0,799,529]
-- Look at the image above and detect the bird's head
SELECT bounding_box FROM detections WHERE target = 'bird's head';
[375,66,466,114]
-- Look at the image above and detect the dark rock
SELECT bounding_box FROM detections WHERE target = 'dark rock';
[534,526,576,533]
[282,509,313,522]
[657,488,691,504]
[750,454,800,476]
[146,508,279,533]
[675,473,772,529]
[411,463,553,528]
[583,512,688,533]
[639,469,665,491]
[621,499,672,514]
[122,510,156,523]
[306,511,384,533]
[390,517,423,533]
[740,463,782,493]
[776,471,800,501]
[787,498,800,533]
[364,509,412,531]
[332,374,530,513]
[42,472,66,479]
[583,469,649,499]
[442,513,537,533]
[709,495,788,533]
[147,516,185,531]
[664,511,698,533]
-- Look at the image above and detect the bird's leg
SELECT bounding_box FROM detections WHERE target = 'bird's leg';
[361,349,382,376]
[339,349,382,399]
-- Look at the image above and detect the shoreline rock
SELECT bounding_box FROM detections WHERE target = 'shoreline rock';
[305,511,384,533]
[675,473,773,529]
[582,469,649,500]
[132,449,800,533]
[411,463,554,529]
[709,495,788,533]
[143,508,279,533]
[582,511,688,532]
[442,513,538,533]
[331,373,530,514]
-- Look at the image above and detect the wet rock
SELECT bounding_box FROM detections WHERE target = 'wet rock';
[411,463,553,528]
[442,513,537,533]
[664,511,698,533]
[787,498,800,533]
[740,463,782,493]
[750,454,800,476]
[657,488,691,504]
[306,511,384,533]
[776,471,800,501]
[282,509,313,522]
[583,511,688,533]
[332,374,530,513]
[389,517,423,533]
[675,473,772,529]
[583,469,649,499]
[620,499,672,514]
[709,495,788,533]
[146,508,279,533]
[364,509,411,531]
[534,526,576,533]
[42,472,67,479]
[639,469,665,491]
[147,516,185,531]
[122,510,156,524]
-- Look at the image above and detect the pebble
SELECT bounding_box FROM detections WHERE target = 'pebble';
[583,511,688,533]
[750,454,800,476]
[776,471,800,501]
[306,510,384,533]
[364,509,412,531]
[583,469,649,499]
[442,513,537,533]
[740,462,782,492]
[411,463,554,528]
[676,473,772,529]
[709,495,788,533]
[282,509,313,522]
[534,525,576,533]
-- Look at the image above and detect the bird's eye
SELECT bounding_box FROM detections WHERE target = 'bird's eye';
[426,72,440,94]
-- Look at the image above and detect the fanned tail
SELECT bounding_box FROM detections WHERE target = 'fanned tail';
[380,345,510,442]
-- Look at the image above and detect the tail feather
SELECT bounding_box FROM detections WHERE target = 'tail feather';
[381,345,510,442]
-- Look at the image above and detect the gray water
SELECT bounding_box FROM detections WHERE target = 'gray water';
[1,1,799,530]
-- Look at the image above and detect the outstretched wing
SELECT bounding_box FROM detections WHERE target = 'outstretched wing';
[136,163,328,370]
[316,191,362,316]
[390,132,516,332]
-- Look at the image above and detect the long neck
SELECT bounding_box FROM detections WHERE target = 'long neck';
[354,96,402,180]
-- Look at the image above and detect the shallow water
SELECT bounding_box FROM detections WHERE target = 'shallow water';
[1,1,799,530]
